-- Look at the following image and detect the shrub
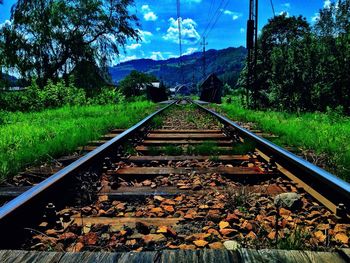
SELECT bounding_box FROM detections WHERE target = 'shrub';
[89,87,125,105]
[0,78,88,111]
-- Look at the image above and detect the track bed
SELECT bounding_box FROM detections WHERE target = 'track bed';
[15,102,349,253]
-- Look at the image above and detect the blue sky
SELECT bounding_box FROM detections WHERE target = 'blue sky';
[1,0,331,64]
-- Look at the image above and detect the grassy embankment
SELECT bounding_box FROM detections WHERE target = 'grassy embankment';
[0,101,155,181]
[216,101,350,181]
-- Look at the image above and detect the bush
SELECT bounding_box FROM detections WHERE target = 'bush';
[89,87,125,105]
[0,78,89,111]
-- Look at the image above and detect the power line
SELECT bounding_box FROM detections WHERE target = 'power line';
[201,0,225,38]
[194,0,225,48]
[269,0,276,17]
[176,0,184,83]
[204,0,230,39]
[200,36,208,78]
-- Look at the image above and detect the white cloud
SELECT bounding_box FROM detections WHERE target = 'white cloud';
[0,19,11,29]
[119,55,138,63]
[126,43,141,50]
[141,5,158,21]
[150,51,164,60]
[138,30,153,44]
[164,52,177,59]
[240,28,245,34]
[144,12,157,21]
[279,11,290,17]
[311,13,320,22]
[156,27,161,31]
[221,9,242,20]
[281,3,291,8]
[163,17,200,45]
[324,0,331,8]
[183,47,198,55]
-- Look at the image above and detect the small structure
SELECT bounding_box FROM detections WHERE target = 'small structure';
[199,73,223,104]
[146,82,168,102]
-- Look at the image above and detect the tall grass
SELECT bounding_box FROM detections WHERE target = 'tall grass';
[0,101,155,181]
[216,100,350,181]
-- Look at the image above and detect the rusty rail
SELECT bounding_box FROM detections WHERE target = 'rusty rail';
[193,100,350,215]
[0,101,176,247]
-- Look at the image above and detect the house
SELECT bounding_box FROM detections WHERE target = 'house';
[146,82,168,102]
[199,73,223,104]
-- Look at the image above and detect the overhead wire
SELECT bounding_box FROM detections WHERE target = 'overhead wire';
[176,0,184,83]
[193,0,225,49]
[200,0,225,40]
[269,0,276,17]
[204,0,230,40]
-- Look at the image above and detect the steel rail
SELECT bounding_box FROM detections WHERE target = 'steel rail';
[0,101,176,223]
[193,101,350,213]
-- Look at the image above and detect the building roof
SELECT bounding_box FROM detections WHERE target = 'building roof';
[199,73,222,87]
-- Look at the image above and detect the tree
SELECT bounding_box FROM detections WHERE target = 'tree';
[0,0,139,87]
[118,70,157,98]
[238,14,312,111]
[313,0,350,112]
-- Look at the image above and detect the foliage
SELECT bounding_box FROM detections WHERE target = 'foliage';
[238,1,350,113]
[0,0,139,87]
[118,70,157,98]
[217,99,350,181]
[88,87,125,105]
[0,77,128,111]
[0,78,87,111]
[0,101,155,180]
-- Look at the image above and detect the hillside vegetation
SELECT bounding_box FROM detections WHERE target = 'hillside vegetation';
[109,47,247,87]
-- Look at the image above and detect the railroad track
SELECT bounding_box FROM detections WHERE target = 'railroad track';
[0,99,349,262]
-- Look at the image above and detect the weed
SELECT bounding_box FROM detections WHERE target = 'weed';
[148,146,162,156]
[151,116,163,129]
[187,141,220,155]
[275,228,310,250]
[225,185,254,211]
[123,143,137,156]
[232,140,256,155]
[164,145,183,155]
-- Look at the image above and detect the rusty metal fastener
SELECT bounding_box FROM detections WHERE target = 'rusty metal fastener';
[336,203,348,219]
[45,202,57,225]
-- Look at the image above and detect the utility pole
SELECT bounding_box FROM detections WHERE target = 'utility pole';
[200,36,208,79]
[246,0,258,108]
[177,0,184,83]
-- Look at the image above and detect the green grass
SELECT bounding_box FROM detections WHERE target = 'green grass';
[164,145,183,155]
[232,140,256,155]
[0,101,155,181]
[187,141,220,155]
[215,99,350,181]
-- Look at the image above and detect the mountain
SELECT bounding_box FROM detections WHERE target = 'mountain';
[0,72,18,85]
[109,46,247,87]
[0,72,19,87]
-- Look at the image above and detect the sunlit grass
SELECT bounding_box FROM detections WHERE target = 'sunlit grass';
[216,100,350,181]
[0,101,155,181]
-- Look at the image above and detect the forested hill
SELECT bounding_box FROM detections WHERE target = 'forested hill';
[0,72,19,87]
[109,46,247,86]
